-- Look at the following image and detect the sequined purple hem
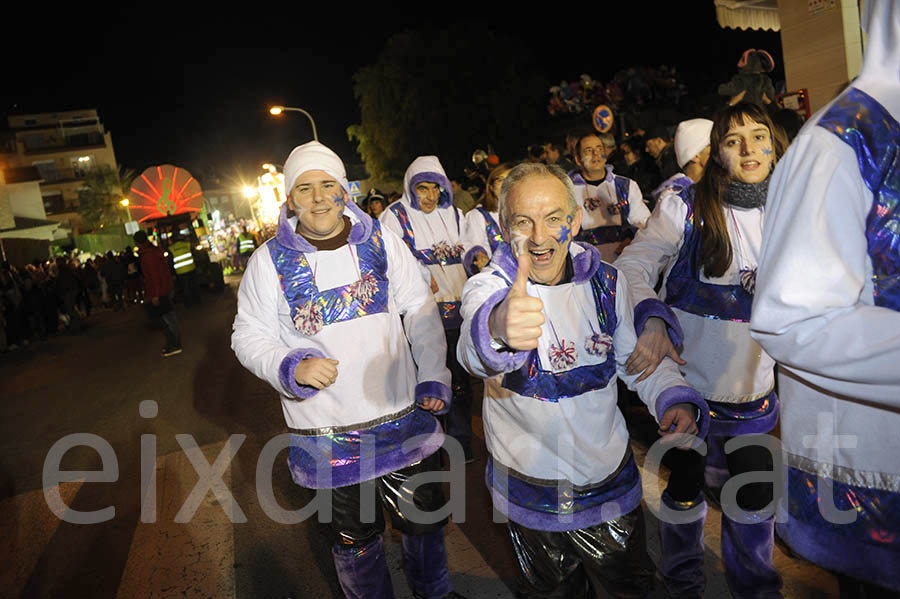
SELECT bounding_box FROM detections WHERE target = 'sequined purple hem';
[778,466,900,591]
[287,408,442,489]
[818,88,900,312]
[706,393,778,437]
[486,454,643,531]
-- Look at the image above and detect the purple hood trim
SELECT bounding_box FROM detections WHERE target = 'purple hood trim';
[407,171,453,211]
[275,201,373,253]
[491,242,601,285]
[568,165,614,186]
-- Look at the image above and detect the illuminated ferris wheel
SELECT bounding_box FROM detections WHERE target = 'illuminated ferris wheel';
[128,164,204,223]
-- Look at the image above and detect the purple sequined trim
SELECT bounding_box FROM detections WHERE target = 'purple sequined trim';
[486,454,643,532]
[387,203,462,266]
[819,88,900,312]
[664,188,754,322]
[476,207,504,253]
[501,264,618,401]
[777,466,900,591]
[287,408,443,489]
[268,221,389,332]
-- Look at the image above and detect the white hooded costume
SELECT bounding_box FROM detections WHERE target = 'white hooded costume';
[750,1,900,590]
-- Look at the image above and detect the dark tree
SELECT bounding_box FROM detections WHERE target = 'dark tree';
[348,24,546,182]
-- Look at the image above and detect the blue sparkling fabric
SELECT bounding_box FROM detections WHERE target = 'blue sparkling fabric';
[269,221,389,330]
[487,453,641,517]
[664,188,754,322]
[786,466,900,549]
[818,88,900,312]
[288,407,438,488]
[708,393,775,422]
[576,176,635,246]
[502,264,618,402]
[388,202,462,266]
[439,300,461,328]
[476,207,504,253]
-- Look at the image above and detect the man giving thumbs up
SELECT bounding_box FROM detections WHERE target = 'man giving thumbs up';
[457,162,708,598]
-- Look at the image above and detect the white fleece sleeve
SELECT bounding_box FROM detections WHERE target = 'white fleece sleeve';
[231,247,296,397]
[626,178,652,229]
[614,191,687,306]
[383,227,451,389]
[751,127,900,407]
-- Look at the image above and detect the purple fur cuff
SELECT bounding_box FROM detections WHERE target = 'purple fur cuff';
[415,381,452,415]
[279,347,327,399]
[471,287,529,374]
[463,246,488,276]
[655,385,710,448]
[634,298,684,348]
[490,475,643,532]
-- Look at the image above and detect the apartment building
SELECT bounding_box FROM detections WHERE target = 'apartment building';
[3,109,119,233]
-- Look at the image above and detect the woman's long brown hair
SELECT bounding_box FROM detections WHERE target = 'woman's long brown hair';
[693,103,788,278]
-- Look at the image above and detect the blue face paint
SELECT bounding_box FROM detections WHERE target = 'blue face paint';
[331,193,345,208]
[557,225,571,244]
[761,147,773,155]
[566,214,573,225]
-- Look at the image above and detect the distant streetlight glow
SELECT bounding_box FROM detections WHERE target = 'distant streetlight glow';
[267,105,318,141]
[242,186,257,199]
[120,198,129,207]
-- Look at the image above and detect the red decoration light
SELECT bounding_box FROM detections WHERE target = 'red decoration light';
[129,164,204,223]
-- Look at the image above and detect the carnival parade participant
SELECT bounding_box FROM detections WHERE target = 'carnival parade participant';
[569,131,651,263]
[231,141,461,599]
[652,118,714,202]
[614,103,787,598]
[463,162,514,274]
[381,156,484,463]
[457,162,709,598]
[750,1,900,594]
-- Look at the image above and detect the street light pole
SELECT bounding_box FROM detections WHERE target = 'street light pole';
[269,106,318,142]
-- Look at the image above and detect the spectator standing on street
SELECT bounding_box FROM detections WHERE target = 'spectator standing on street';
[134,230,182,357]
[237,227,256,271]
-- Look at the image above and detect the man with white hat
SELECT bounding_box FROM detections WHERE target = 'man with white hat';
[652,118,713,201]
[232,141,461,599]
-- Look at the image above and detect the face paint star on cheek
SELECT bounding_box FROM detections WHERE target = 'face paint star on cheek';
[760,147,773,155]
[331,194,345,208]
[556,224,571,244]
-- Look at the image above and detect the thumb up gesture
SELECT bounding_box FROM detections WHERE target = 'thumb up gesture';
[488,251,545,350]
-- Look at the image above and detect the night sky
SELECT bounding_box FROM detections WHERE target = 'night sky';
[3,5,780,187]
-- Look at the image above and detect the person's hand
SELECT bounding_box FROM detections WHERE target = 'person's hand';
[625,317,686,382]
[430,275,439,294]
[151,296,160,306]
[419,397,445,412]
[294,357,340,390]
[473,251,489,271]
[658,403,699,450]
[488,251,544,350]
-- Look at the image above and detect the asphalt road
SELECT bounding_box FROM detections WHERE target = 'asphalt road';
[0,275,839,598]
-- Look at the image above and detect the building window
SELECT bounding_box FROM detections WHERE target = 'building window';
[32,160,58,182]
[42,192,65,215]
[71,155,96,178]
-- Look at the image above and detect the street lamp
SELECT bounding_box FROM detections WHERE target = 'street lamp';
[269,105,318,142]
[120,197,133,222]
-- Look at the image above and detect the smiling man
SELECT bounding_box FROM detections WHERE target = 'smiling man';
[457,162,708,598]
[381,156,484,463]
[570,131,651,263]
[231,141,462,599]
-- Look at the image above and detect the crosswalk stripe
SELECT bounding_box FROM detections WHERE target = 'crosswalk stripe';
[0,480,83,597]
[117,440,236,598]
